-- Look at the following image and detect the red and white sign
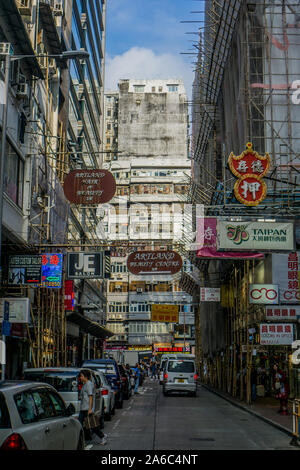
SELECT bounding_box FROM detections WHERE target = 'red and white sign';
[260,323,294,345]
[265,306,300,320]
[64,280,74,311]
[272,253,300,304]
[200,288,220,302]
[249,284,279,304]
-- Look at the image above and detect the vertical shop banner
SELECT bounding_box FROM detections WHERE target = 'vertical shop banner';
[196,218,263,258]
[41,254,63,288]
[272,252,300,304]
[64,280,74,311]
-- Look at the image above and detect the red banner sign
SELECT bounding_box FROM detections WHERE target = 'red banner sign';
[127,250,182,275]
[63,169,116,204]
[228,143,270,206]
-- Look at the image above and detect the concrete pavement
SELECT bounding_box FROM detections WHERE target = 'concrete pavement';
[90,378,298,450]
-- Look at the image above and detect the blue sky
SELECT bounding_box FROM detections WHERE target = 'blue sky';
[104,0,202,99]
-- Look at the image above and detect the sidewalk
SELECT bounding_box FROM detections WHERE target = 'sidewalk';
[202,383,294,436]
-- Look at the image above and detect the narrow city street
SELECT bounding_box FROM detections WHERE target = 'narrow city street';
[90,378,296,451]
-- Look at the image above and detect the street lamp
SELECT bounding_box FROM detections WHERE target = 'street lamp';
[0,46,89,378]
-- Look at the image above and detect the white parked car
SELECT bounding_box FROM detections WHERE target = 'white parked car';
[0,381,84,450]
[93,370,116,421]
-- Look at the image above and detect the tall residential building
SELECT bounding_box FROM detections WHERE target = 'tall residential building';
[0,0,110,377]
[103,79,194,349]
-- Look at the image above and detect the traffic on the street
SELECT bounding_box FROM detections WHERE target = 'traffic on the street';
[0,0,300,458]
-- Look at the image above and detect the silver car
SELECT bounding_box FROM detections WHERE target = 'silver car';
[93,370,116,421]
[0,381,84,450]
[162,359,197,396]
[23,367,104,421]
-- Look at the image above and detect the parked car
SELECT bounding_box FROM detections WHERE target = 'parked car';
[0,381,84,450]
[93,370,115,421]
[118,364,132,399]
[81,359,123,408]
[23,367,105,423]
[162,358,197,397]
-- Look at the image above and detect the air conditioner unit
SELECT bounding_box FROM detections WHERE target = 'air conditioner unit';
[17,0,32,16]
[38,56,47,70]
[16,83,29,99]
[0,43,13,57]
[48,58,56,74]
[53,1,63,16]
[136,288,143,293]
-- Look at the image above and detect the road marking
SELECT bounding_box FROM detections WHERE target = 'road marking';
[113,419,120,430]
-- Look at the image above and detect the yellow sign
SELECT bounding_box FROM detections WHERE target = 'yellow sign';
[151,304,179,323]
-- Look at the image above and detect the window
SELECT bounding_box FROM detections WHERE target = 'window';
[107,109,111,117]
[167,84,178,92]
[3,139,24,207]
[167,361,195,373]
[0,392,10,428]
[107,137,111,144]
[133,85,145,93]
[107,123,111,131]
[159,86,163,92]
[14,391,38,424]
[152,87,156,92]
[48,391,66,417]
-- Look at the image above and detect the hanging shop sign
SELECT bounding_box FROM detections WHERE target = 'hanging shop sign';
[151,305,179,323]
[64,280,75,311]
[265,306,300,321]
[63,169,116,205]
[228,142,270,206]
[249,284,279,304]
[127,250,182,275]
[217,221,294,251]
[67,251,111,279]
[272,252,300,304]
[200,287,221,302]
[0,298,30,324]
[196,218,263,259]
[8,255,42,285]
[40,253,63,288]
[260,323,294,345]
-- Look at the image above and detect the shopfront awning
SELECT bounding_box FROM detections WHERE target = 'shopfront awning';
[66,312,114,339]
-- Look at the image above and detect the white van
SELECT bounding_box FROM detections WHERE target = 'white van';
[162,358,197,397]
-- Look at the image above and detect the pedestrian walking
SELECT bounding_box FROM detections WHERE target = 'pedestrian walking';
[78,369,107,445]
[250,365,257,402]
[151,360,157,380]
[273,363,289,415]
[133,363,140,394]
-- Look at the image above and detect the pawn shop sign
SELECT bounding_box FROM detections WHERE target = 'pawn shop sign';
[228,143,270,206]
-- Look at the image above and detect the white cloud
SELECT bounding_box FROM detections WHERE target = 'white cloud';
[105,47,194,99]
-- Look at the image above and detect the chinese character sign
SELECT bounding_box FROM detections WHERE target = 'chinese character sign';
[228,142,270,206]
[260,323,294,345]
[41,254,63,288]
[265,306,300,320]
[272,253,300,303]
